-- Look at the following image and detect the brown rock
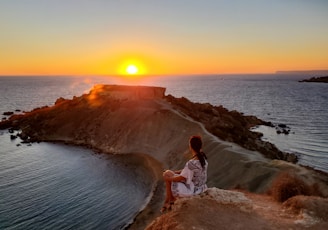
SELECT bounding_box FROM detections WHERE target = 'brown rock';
[146,188,328,230]
[3,111,14,116]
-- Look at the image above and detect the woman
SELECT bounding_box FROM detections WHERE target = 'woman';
[161,135,208,213]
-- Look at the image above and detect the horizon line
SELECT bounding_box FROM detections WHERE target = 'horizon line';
[1,69,328,77]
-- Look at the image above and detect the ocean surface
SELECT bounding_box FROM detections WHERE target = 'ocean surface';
[0,75,327,229]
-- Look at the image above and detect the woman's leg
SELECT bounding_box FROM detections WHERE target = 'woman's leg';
[165,180,175,203]
[161,170,176,212]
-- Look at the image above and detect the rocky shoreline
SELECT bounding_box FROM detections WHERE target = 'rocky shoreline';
[165,95,298,163]
[1,84,327,229]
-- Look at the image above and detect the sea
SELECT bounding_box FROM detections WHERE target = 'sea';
[0,75,327,229]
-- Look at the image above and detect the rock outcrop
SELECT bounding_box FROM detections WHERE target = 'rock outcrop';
[88,84,166,100]
[299,76,328,83]
[146,188,328,230]
[3,111,14,116]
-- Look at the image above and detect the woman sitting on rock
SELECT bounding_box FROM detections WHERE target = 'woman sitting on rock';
[161,135,208,213]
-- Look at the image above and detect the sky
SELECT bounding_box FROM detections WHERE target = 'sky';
[1,0,328,76]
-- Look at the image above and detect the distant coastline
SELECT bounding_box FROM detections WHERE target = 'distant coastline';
[299,76,328,83]
[276,70,328,75]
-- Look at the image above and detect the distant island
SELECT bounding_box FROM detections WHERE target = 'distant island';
[299,76,328,83]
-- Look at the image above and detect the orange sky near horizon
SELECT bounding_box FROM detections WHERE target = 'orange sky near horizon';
[1,1,328,76]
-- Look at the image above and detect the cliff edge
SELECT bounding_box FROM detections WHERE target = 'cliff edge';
[146,188,328,230]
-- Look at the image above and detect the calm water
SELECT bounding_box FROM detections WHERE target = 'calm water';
[0,75,327,229]
[0,130,154,229]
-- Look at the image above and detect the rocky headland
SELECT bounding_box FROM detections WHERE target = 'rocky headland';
[1,84,327,229]
[299,76,328,83]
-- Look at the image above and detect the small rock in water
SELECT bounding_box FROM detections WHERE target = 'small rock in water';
[278,124,287,128]
[3,111,14,116]
[17,132,29,140]
[275,123,291,135]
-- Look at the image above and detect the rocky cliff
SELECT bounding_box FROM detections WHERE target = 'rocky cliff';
[1,84,328,229]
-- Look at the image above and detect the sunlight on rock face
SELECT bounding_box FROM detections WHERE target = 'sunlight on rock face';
[87,85,106,107]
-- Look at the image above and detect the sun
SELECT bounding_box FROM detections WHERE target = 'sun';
[117,59,147,76]
[126,64,138,75]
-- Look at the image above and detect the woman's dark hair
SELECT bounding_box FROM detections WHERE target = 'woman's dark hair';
[189,136,207,168]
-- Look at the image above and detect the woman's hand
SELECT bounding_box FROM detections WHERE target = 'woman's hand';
[163,170,186,182]
[163,170,175,180]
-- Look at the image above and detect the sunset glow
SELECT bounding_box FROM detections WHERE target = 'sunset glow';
[0,1,327,76]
